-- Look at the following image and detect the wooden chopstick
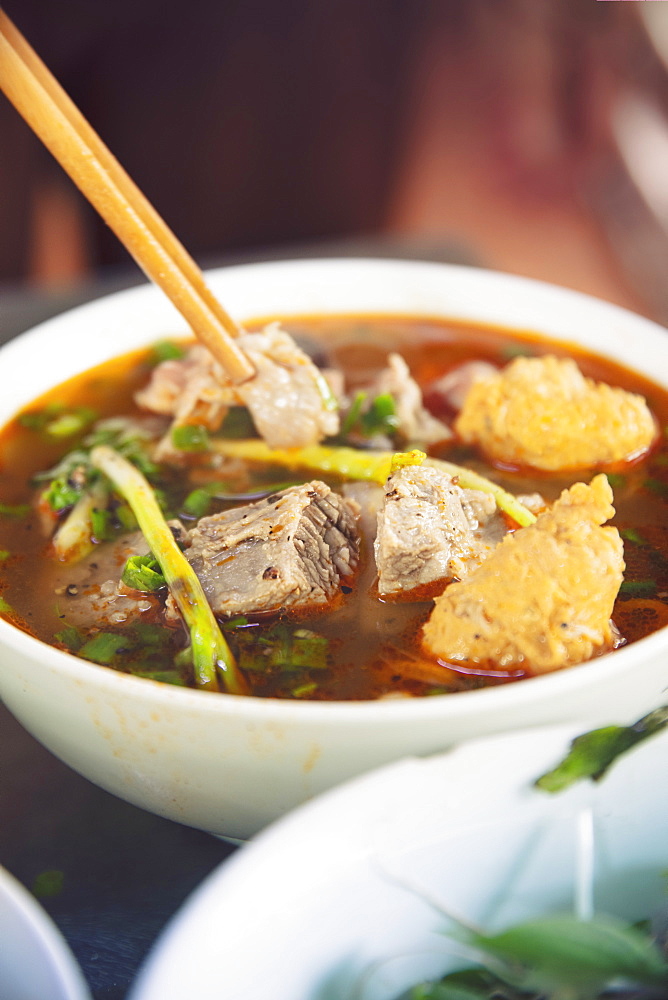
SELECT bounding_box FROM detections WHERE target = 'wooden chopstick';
[0,9,255,383]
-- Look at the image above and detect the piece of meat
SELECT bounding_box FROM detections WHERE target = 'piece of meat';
[455,354,657,471]
[135,345,235,429]
[371,353,452,446]
[182,481,359,615]
[136,324,340,450]
[422,474,625,673]
[235,324,339,447]
[426,360,498,415]
[374,464,506,597]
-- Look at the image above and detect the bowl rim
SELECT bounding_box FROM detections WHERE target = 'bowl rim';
[129,719,668,999]
[1,256,668,723]
[0,866,91,1000]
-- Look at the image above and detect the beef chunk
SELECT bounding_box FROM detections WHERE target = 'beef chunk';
[184,481,359,615]
[374,464,504,597]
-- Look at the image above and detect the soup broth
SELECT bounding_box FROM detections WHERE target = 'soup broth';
[1,314,667,701]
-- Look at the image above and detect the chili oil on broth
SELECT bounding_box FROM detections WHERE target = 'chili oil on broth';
[0,314,667,701]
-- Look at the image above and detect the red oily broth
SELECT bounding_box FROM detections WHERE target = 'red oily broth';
[0,313,667,701]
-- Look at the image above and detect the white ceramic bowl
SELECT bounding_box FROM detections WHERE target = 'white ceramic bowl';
[129,722,668,1000]
[0,866,91,1000]
[1,259,667,840]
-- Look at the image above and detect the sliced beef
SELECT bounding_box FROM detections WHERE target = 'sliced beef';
[236,324,340,447]
[136,323,340,451]
[183,481,359,615]
[371,353,452,446]
[374,464,505,597]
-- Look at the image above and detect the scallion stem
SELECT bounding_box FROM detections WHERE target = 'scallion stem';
[211,440,537,527]
[90,445,247,695]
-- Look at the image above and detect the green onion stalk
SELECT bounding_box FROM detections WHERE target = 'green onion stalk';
[90,445,247,695]
[210,441,537,527]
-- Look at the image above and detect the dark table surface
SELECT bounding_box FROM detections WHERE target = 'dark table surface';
[0,241,479,999]
[0,263,242,1000]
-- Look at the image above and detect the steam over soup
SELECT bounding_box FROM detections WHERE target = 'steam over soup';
[0,314,667,701]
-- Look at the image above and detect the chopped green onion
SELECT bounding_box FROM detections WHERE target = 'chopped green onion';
[0,550,10,562]
[44,478,81,513]
[606,472,627,490]
[134,670,186,686]
[90,506,113,542]
[619,528,647,546]
[619,579,657,597]
[219,407,257,439]
[44,407,97,439]
[90,445,246,694]
[340,391,367,434]
[236,624,328,673]
[32,870,65,899]
[361,392,398,436]
[0,595,14,615]
[171,423,210,452]
[644,477,668,498]
[291,682,318,698]
[0,502,31,518]
[121,554,166,592]
[52,483,108,563]
[19,404,96,437]
[151,339,187,363]
[181,482,229,518]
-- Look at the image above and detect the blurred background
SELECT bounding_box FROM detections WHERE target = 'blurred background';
[3,0,668,328]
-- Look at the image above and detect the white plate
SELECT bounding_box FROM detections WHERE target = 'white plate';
[0,867,91,1000]
[130,720,668,1000]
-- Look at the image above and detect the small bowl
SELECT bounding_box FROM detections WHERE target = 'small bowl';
[129,722,668,1000]
[1,259,667,840]
[0,866,91,1000]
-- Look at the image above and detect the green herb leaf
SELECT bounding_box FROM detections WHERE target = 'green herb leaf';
[535,706,668,792]
[410,972,497,1000]
[121,554,166,591]
[469,913,668,994]
[171,424,210,452]
[0,549,9,561]
[78,631,131,665]
[54,624,84,652]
